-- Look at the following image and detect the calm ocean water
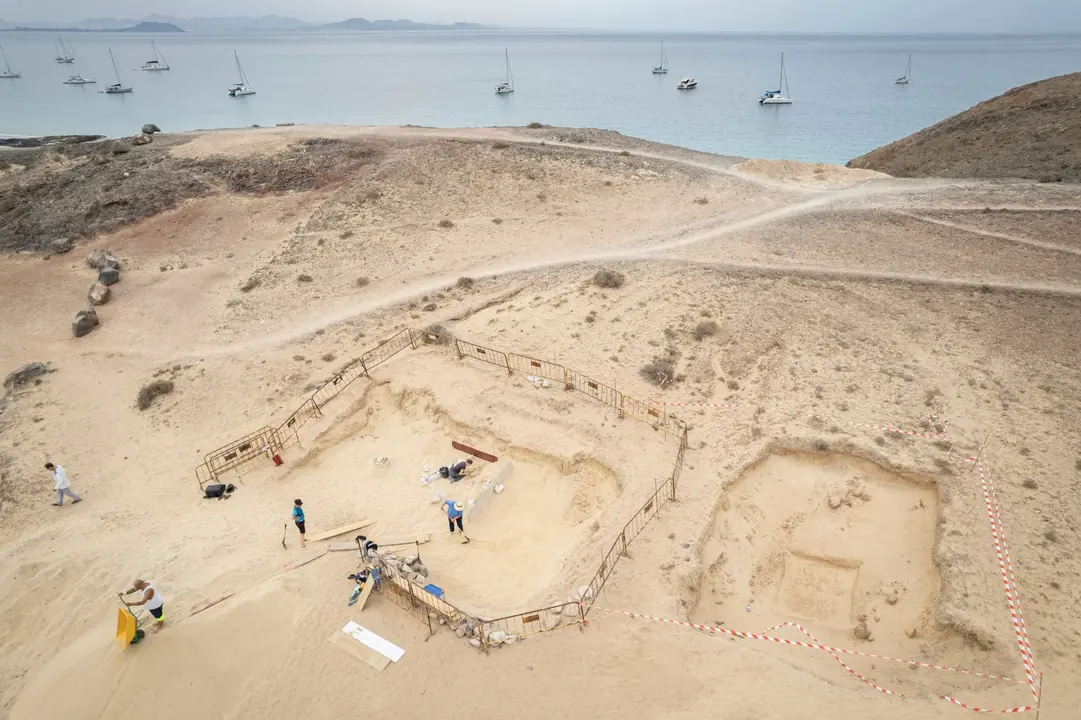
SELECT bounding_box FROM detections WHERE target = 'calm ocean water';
[1,31,1079,163]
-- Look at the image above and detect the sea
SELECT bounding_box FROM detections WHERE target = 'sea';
[1,31,1080,163]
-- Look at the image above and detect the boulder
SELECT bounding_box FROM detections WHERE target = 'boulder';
[86,249,120,271]
[110,140,131,155]
[487,630,506,645]
[577,586,594,601]
[455,626,466,638]
[87,282,111,306]
[416,566,429,578]
[142,123,161,135]
[49,237,73,255]
[98,267,120,286]
[886,593,899,606]
[469,638,481,649]
[132,133,152,146]
[3,362,47,390]
[72,309,99,338]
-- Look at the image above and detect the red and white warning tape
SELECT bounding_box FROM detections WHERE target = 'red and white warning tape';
[601,608,1035,713]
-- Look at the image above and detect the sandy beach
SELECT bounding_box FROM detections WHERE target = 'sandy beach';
[0,124,1078,719]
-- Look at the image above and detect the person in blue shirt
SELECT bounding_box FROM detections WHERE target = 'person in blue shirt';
[292,498,306,545]
[444,500,468,542]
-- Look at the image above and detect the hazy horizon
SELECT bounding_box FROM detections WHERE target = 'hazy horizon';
[1,0,1080,34]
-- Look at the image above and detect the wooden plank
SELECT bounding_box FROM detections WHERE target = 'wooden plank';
[452,441,498,463]
[328,631,390,672]
[353,577,376,612]
[309,519,376,542]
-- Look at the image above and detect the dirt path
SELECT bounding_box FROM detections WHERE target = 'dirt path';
[896,211,1081,257]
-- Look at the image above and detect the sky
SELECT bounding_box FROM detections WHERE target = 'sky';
[2,0,1080,33]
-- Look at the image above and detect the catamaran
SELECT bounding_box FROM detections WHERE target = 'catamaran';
[759,52,793,104]
[228,50,255,96]
[0,46,20,79]
[103,48,132,94]
[55,38,75,64]
[141,40,170,71]
[895,54,912,85]
[652,41,669,74]
[676,77,698,90]
[495,48,514,94]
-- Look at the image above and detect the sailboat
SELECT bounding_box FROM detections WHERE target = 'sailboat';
[0,46,20,79]
[895,54,912,85]
[228,50,255,96]
[63,44,96,85]
[758,52,793,104]
[495,48,514,94]
[103,48,132,94]
[141,40,170,71]
[55,38,75,64]
[652,41,669,74]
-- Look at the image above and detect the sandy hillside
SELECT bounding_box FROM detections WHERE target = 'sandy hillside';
[848,72,1081,182]
[0,124,1079,720]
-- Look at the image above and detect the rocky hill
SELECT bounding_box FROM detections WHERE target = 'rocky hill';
[848,72,1081,182]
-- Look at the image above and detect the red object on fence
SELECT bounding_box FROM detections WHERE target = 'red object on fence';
[273,454,283,466]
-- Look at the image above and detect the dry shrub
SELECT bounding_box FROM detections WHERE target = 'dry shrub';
[297,274,313,283]
[424,324,452,344]
[422,303,437,312]
[137,379,174,411]
[526,122,544,129]
[593,269,626,289]
[619,150,631,157]
[491,218,503,225]
[492,141,509,149]
[456,276,475,290]
[692,321,719,340]
[693,197,709,205]
[321,353,336,362]
[438,219,455,229]
[340,230,355,239]
[239,276,259,292]
[640,355,676,383]
[356,277,370,287]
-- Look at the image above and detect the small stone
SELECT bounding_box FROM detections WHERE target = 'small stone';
[455,626,466,638]
[886,594,899,606]
[131,133,152,146]
[87,282,110,306]
[487,630,506,645]
[110,140,131,155]
[98,267,120,286]
[469,638,481,648]
[141,123,161,135]
[4,362,47,389]
[72,308,99,338]
[49,237,73,255]
[905,627,918,639]
[577,586,593,601]
[668,533,675,540]
[87,249,120,271]
[416,566,429,578]
[853,619,872,641]
[827,493,842,509]
[504,635,517,645]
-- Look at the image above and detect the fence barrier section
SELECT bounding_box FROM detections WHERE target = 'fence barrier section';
[196,426,284,490]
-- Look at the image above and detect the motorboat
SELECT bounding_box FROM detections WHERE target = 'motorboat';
[676,77,698,90]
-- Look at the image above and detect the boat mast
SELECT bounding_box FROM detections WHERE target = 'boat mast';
[907,54,912,80]
[504,48,511,87]
[2,46,12,73]
[779,53,785,95]
[110,48,122,83]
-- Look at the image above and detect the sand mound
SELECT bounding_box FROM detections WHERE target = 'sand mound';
[733,158,886,187]
[848,72,1081,182]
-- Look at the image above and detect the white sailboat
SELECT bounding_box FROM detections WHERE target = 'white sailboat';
[495,48,514,94]
[759,52,793,104]
[652,41,669,74]
[228,50,255,96]
[676,77,698,90]
[55,38,75,64]
[0,46,20,79]
[63,45,96,85]
[103,48,132,94]
[141,40,170,71]
[895,54,912,85]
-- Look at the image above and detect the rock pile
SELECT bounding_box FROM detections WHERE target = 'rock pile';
[72,249,122,337]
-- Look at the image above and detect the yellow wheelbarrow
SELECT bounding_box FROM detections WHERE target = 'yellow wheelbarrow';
[115,599,147,647]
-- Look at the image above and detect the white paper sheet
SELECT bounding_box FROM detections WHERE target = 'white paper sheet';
[341,621,405,662]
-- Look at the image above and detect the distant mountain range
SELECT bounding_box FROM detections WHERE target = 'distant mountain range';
[0,15,490,33]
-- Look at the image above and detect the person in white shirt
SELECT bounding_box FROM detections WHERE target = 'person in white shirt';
[45,462,81,506]
[120,579,166,631]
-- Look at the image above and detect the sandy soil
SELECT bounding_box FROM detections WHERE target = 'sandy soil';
[1,124,1079,720]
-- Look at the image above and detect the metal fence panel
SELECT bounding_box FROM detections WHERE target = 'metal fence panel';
[566,369,622,411]
[621,394,665,427]
[456,339,509,371]
[507,353,565,385]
